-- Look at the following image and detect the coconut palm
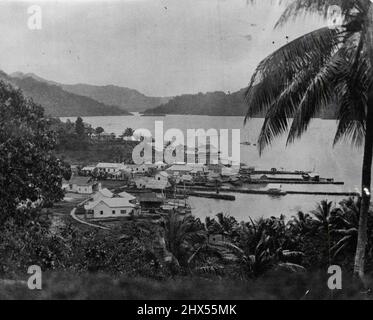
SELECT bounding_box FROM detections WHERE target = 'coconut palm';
[205,213,240,241]
[245,0,373,279]
[329,198,361,259]
[161,211,206,268]
[311,200,334,232]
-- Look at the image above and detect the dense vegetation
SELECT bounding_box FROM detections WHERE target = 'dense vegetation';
[0,81,70,223]
[50,117,138,164]
[0,198,372,299]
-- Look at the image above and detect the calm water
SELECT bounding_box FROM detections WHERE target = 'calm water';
[61,115,364,222]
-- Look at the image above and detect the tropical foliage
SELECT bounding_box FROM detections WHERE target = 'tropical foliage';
[0,81,70,224]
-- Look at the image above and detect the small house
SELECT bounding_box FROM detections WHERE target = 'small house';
[155,171,169,182]
[96,163,126,174]
[84,197,139,219]
[135,176,170,190]
[62,176,99,194]
[137,192,164,211]
[92,132,116,142]
[81,166,96,175]
[207,163,226,175]
[166,164,193,176]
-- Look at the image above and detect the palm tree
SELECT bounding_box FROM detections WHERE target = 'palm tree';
[245,0,373,280]
[205,213,240,240]
[330,198,360,260]
[161,211,206,268]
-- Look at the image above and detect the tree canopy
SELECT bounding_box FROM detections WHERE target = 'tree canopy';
[0,81,70,224]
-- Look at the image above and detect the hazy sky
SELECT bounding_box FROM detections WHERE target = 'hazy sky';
[0,0,326,96]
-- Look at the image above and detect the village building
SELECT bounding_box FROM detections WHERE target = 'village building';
[135,176,170,190]
[81,166,96,175]
[126,163,157,174]
[62,176,100,194]
[155,171,169,181]
[84,197,139,219]
[189,164,207,176]
[166,164,193,176]
[207,163,226,175]
[96,162,126,174]
[91,132,116,142]
[136,192,164,211]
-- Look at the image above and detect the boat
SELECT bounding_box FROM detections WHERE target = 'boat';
[266,184,286,196]
[160,198,192,215]
[229,177,243,186]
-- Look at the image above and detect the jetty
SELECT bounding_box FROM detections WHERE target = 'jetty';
[176,186,358,197]
[241,179,344,185]
[240,169,312,175]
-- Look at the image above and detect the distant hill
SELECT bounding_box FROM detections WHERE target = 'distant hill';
[144,88,339,119]
[60,84,171,113]
[144,89,250,116]
[11,72,171,113]
[1,71,129,117]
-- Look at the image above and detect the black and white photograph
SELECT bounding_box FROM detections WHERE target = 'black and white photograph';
[0,0,373,303]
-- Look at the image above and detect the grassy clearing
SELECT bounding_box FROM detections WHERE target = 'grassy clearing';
[48,193,89,216]
[1,271,372,300]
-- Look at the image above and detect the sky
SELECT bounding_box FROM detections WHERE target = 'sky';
[0,0,327,96]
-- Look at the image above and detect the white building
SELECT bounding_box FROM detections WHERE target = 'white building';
[155,171,169,182]
[96,163,126,173]
[166,164,193,176]
[81,166,96,174]
[135,177,170,190]
[62,177,99,194]
[84,197,138,219]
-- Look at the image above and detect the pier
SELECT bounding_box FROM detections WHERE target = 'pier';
[242,179,344,185]
[176,186,358,197]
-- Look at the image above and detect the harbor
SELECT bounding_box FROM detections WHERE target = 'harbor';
[59,158,359,227]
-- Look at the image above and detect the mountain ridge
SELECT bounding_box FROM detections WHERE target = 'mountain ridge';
[1,71,130,117]
[11,72,171,113]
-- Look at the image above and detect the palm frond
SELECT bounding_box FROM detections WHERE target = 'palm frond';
[286,52,346,144]
[245,27,344,123]
[333,37,370,146]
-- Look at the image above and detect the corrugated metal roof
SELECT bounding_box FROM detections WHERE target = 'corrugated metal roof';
[85,198,135,210]
[65,176,93,186]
